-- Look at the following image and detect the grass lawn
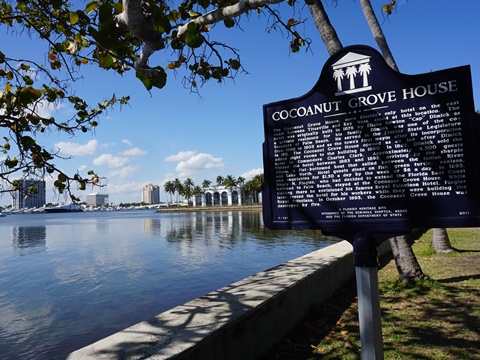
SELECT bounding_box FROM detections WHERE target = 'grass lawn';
[265,228,480,360]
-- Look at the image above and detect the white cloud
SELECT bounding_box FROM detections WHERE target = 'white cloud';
[105,181,143,194]
[108,165,140,178]
[32,99,63,119]
[55,140,99,156]
[93,153,129,168]
[119,147,147,157]
[122,139,133,147]
[165,151,197,162]
[240,168,263,181]
[77,164,88,171]
[169,151,226,177]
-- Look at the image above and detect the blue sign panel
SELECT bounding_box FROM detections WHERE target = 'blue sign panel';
[262,45,480,243]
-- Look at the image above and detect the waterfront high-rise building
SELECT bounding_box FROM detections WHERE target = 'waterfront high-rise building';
[86,193,109,207]
[142,184,160,204]
[12,179,46,209]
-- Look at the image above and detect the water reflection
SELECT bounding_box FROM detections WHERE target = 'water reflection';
[11,226,47,256]
[142,218,161,236]
[165,212,249,247]
[0,210,339,360]
[162,211,331,248]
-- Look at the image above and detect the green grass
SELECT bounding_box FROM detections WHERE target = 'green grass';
[265,228,480,360]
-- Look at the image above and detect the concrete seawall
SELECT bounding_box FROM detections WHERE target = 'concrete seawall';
[68,241,358,360]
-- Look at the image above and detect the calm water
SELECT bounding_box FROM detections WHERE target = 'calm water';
[0,210,339,359]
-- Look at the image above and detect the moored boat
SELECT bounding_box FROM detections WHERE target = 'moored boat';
[43,203,83,213]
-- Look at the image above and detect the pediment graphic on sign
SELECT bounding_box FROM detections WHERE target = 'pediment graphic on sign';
[332,52,372,96]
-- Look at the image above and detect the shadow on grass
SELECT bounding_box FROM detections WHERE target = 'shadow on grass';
[261,280,359,360]
[438,273,480,283]
[452,247,480,253]
[380,279,480,359]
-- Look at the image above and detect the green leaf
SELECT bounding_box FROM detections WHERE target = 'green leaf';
[113,2,123,15]
[294,37,305,47]
[198,0,210,8]
[224,18,235,28]
[169,10,181,22]
[5,157,18,169]
[85,1,99,14]
[185,33,203,48]
[154,16,171,34]
[58,173,67,182]
[187,21,198,33]
[151,70,167,89]
[188,10,201,18]
[69,11,79,25]
[18,87,42,105]
[99,3,113,23]
[171,38,184,50]
[21,136,36,151]
[136,72,152,91]
[229,59,240,70]
[98,53,114,68]
[24,86,42,99]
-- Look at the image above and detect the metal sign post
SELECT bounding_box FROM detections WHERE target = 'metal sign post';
[354,231,384,360]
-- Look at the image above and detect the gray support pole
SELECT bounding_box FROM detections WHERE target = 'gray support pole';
[353,232,384,360]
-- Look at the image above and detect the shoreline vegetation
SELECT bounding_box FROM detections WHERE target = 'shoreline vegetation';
[156,204,262,213]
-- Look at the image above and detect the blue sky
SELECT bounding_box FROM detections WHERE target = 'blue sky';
[1,0,480,205]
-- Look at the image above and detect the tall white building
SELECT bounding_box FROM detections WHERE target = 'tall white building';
[142,184,160,204]
[86,193,109,207]
[12,179,46,209]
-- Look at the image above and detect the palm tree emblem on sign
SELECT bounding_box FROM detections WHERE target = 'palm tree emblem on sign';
[333,68,345,92]
[345,66,358,90]
[332,52,372,96]
[359,63,372,87]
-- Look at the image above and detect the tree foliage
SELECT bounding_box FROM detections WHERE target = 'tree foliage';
[1,0,314,201]
[0,0,133,201]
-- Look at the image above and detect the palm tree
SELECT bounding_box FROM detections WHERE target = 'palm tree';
[163,181,175,204]
[202,179,211,190]
[173,178,183,204]
[252,174,264,200]
[183,178,194,206]
[431,228,453,253]
[223,175,236,189]
[216,175,224,187]
[243,180,255,204]
[244,174,264,204]
[359,0,398,71]
[192,185,204,207]
[359,0,425,282]
[223,175,237,206]
[237,176,245,186]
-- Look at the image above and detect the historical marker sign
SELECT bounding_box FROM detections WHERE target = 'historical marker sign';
[262,45,480,242]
